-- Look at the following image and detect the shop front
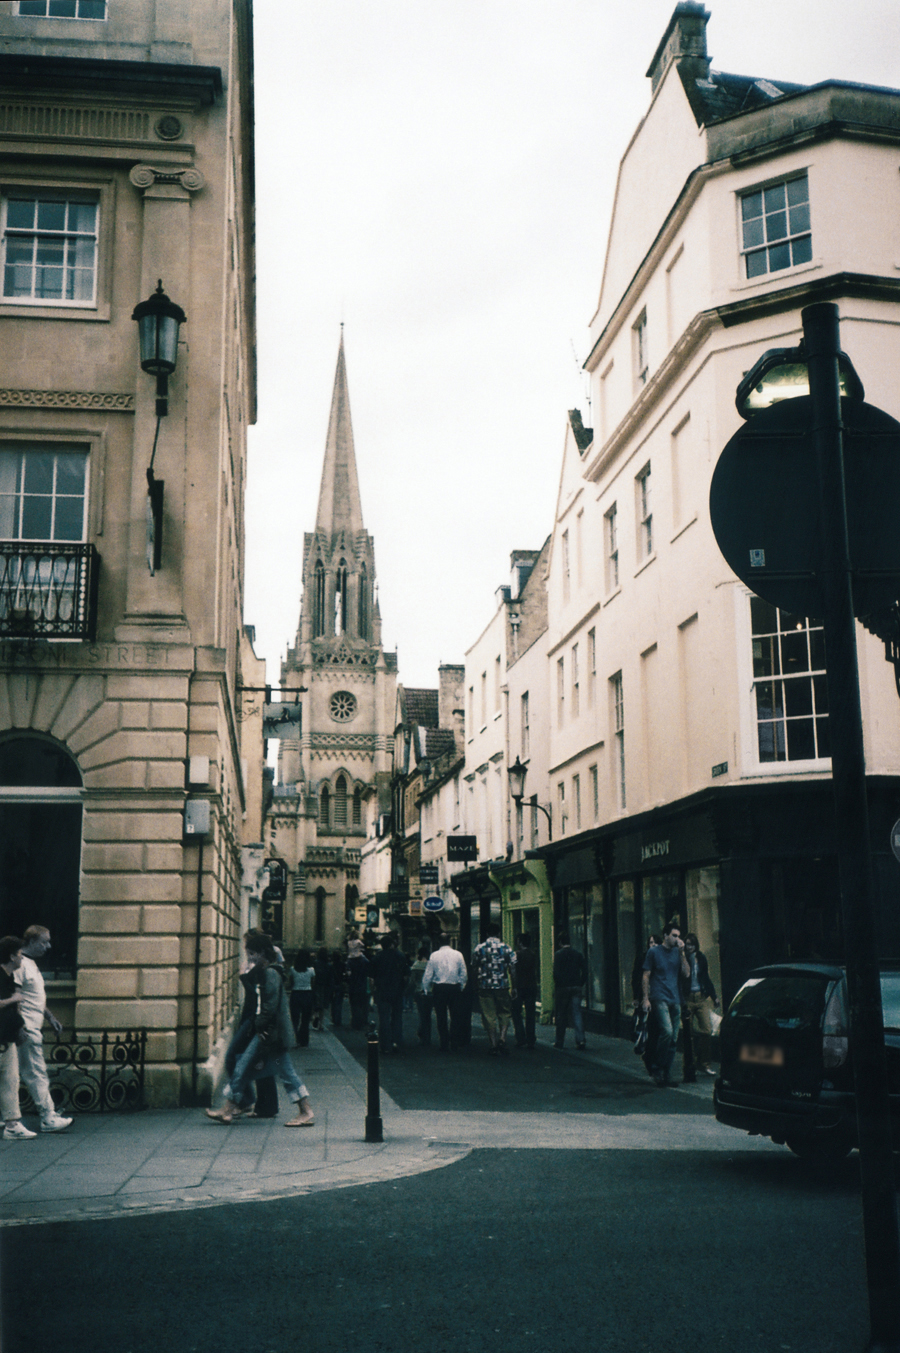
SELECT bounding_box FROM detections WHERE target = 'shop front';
[488,857,553,1021]
[542,779,900,1041]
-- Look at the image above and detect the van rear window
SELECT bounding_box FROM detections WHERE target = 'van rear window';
[727,972,830,1031]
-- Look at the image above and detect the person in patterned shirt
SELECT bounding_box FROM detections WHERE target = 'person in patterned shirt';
[473,923,516,1056]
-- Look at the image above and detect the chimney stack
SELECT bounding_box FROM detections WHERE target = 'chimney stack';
[646,3,711,96]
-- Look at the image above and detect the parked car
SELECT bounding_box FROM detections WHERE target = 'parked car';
[713,961,900,1159]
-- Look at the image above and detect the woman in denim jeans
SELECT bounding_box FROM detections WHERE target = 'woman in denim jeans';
[208,937,315,1127]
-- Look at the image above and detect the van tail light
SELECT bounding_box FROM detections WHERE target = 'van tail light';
[823,981,849,1069]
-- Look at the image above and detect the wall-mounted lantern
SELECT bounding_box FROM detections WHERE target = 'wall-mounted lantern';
[132,279,186,417]
[132,280,186,575]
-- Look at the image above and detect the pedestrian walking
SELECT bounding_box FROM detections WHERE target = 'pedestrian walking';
[680,932,719,1077]
[312,946,331,1031]
[410,945,433,1045]
[220,928,280,1118]
[207,935,314,1127]
[641,922,691,1087]
[0,936,34,1140]
[290,950,316,1046]
[473,923,516,1055]
[371,933,410,1053]
[510,931,538,1049]
[14,926,72,1133]
[346,948,371,1030]
[553,932,588,1050]
[330,949,346,1028]
[421,933,467,1052]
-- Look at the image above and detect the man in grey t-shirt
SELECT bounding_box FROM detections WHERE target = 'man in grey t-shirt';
[641,922,690,1087]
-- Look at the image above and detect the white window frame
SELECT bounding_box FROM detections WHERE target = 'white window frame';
[604,504,619,592]
[0,442,89,542]
[571,642,580,719]
[611,671,626,810]
[589,764,599,823]
[572,773,581,832]
[633,308,648,390]
[739,172,811,281]
[557,656,565,727]
[1,191,98,307]
[561,529,570,603]
[520,691,530,759]
[587,628,597,709]
[0,175,114,321]
[636,464,653,561]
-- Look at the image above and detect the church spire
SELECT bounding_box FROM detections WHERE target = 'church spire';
[315,333,364,535]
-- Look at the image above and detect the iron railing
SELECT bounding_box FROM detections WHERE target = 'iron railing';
[0,542,100,641]
[18,1029,147,1115]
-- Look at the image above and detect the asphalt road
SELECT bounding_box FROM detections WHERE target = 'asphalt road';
[332,1015,713,1116]
[2,1147,870,1353]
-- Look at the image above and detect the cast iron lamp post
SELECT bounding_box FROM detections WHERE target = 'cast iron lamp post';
[711,303,900,1353]
[507,756,552,842]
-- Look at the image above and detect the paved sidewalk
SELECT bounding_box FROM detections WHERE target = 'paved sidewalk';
[0,1024,777,1228]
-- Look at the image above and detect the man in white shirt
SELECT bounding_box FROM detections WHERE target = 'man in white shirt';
[14,926,72,1133]
[421,934,467,1052]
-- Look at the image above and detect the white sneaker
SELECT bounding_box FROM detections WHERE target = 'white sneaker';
[3,1121,37,1140]
[41,1113,73,1132]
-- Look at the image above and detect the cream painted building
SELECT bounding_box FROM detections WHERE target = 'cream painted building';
[0,0,260,1106]
[268,339,397,955]
[540,3,900,1032]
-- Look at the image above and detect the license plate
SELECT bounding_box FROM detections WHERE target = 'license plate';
[740,1043,784,1066]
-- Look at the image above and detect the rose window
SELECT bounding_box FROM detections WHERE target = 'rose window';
[330,691,357,723]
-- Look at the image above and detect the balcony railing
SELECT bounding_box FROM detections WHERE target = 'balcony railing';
[0,542,100,641]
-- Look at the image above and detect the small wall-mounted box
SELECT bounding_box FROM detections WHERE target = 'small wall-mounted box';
[184,799,210,837]
[188,755,210,786]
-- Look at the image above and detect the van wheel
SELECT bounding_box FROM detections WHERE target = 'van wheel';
[785,1130,853,1161]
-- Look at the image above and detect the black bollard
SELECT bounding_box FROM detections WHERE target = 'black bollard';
[365,1024,383,1142]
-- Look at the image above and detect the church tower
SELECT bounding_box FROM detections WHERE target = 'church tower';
[268,337,396,950]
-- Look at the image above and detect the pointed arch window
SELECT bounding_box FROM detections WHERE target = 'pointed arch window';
[334,774,348,827]
[358,562,368,640]
[319,783,330,827]
[313,559,326,638]
[352,786,362,827]
[334,559,348,636]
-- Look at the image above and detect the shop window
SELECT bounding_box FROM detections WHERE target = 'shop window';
[0,734,82,975]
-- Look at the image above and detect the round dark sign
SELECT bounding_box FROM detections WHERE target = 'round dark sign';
[709,397,900,618]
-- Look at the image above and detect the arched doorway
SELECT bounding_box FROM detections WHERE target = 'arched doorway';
[0,734,82,975]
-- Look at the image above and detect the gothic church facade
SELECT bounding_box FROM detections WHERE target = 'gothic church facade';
[267,339,396,951]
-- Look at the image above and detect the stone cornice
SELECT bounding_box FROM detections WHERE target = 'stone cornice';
[0,55,222,108]
[0,388,134,411]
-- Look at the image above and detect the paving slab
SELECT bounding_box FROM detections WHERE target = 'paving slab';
[0,1023,778,1228]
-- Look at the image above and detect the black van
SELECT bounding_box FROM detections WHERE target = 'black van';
[713,962,900,1159]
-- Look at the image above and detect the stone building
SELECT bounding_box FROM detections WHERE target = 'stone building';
[268,338,397,954]
[0,0,260,1106]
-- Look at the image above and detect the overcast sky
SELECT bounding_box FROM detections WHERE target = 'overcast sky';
[245,0,899,692]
